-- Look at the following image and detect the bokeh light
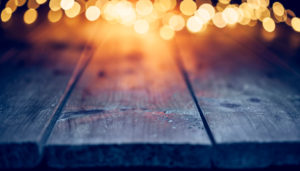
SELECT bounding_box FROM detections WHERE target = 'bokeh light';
[160,25,175,40]
[27,0,39,9]
[6,0,18,12]
[199,3,215,20]
[48,9,63,23]
[50,0,61,11]
[213,12,227,28]
[65,1,81,18]
[291,17,300,32]
[85,6,101,21]
[1,8,12,23]
[222,7,239,25]
[180,0,197,16]
[60,0,75,11]
[187,16,204,33]
[169,14,185,31]
[24,8,38,24]
[263,17,276,32]
[16,0,27,7]
[134,19,149,34]
[36,0,47,5]
[136,0,153,16]
[272,2,285,17]
[0,0,299,39]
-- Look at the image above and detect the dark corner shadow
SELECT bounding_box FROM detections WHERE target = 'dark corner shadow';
[0,28,31,52]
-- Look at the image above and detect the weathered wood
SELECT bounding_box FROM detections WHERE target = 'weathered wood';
[0,37,84,168]
[176,27,300,168]
[45,31,212,168]
[219,25,300,76]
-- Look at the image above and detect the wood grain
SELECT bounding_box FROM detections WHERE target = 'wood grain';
[45,30,212,168]
[0,40,83,168]
[176,28,300,168]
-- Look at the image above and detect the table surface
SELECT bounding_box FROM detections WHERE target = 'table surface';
[0,20,300,169]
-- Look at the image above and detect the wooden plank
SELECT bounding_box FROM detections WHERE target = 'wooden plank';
[176,27,300,169]
[0,32,86,168]
[45,29,212,168]
[222,25,300,76]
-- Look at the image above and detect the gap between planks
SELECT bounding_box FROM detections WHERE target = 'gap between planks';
[39,24,112,149]
[39,44,93,147]
[172,39,217,147]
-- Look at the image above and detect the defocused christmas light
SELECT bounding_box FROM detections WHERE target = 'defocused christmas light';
[0,0,299,38]
[24,8,38,24]
[65,1,81,18]
[213,12,227,28]
[136,0,153,16]
[169,14,185,31]
[134,19,149,34]
[48,9,63,23]
[160,25,174,40]
[60,0,74,11]
[1,7,12,23]
[86,6,101,21]
[187,15,204,33]
[36,0,47,5]
[180,0,197,16]
[263,17,276,32]
[291,17,300,32]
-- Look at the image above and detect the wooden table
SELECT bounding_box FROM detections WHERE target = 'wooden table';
[0,21,299,169]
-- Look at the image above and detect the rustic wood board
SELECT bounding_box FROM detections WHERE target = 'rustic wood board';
[222,25,300,76]
[0,37,85,168]
[176,28,300,169]
[45,31,212,168]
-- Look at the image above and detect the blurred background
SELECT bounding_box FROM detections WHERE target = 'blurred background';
[0,0,300,65]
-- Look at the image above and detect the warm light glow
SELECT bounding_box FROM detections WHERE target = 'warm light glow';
[96,0,109,9]
[136,0,153,16]
[27,0,40,9]
[60,0,74,10]
[255,7,270,21]
[85,6,101,21]
[48,9,63,23]
[16,0,27,7]
[50,0,61,11]
[134,19,149,34]
[247,0,261,10]
[169,14,185,31]
[1,8,12,23]
[199,3,215,19]
[24,8,38,24]
[261,27,276,41]
[187,16,204,33]
[180,0,197,16]
[115,1,136,25]
[65,1,81,18]
[263,17,275,32]
[213,12,227,28]
[222,7,239,25]
[36,0,47,5]
[154,0,176,12]
[103,2,117,21]
[239,3,251,25]
[291,17,300,32]
[6,0,17,12]
[260,0,270,8]
[196,8,211,23]
[272,2,284,17]
[0,0,299,36]
[219,0,231,5]
[160,25,175,40]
